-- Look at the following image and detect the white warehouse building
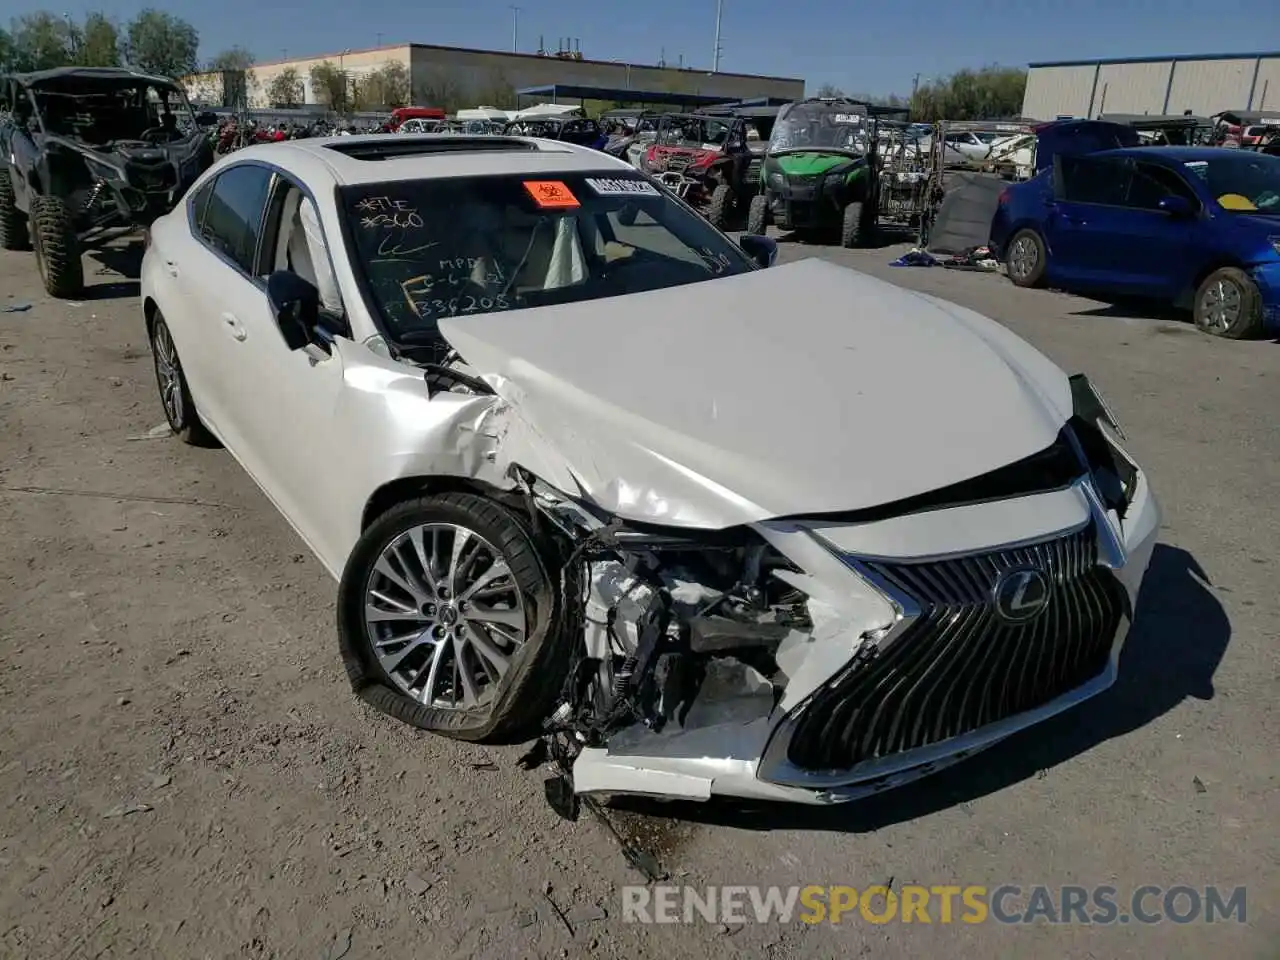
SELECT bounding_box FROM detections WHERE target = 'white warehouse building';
[1022,51,1280,120]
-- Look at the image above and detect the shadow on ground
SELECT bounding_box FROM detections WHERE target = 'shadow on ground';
[81,243,144,301]
[775,223,917,251]
[607,543,1229,834]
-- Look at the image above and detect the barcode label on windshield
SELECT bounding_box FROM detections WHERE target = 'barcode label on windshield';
[585,177,660,196]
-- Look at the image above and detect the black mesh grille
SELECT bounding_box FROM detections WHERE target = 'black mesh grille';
[786,527,1127,772]
[126,160,177,192]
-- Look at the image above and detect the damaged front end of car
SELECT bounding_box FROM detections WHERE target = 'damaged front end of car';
[493,372,1157,811]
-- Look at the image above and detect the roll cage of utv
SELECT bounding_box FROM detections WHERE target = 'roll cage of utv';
[0,67,218,298]
[746,97,899,247]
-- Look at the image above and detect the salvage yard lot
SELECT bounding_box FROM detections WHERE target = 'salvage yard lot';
[1,236,1277,959]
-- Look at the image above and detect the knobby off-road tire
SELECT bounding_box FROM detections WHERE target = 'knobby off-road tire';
[0,170,30,251]
[841,200,870,248]
[746,193,769,236]
[337,492,577,744]
[30,195,84,298]
[707,183,734,231]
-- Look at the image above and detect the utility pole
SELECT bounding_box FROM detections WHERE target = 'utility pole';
[712,0,724,72]
[509,6,522,53]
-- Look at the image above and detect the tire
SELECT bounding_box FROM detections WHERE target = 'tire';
[841,200,869,248]
[1193,267,1263,339]
[0,170,30,251]
[746,193,769,236]
[149,312,217,446]
[30,195,83,298]
[337,492,575,744]
[707,183,733,230]
[1005,228,1047,288]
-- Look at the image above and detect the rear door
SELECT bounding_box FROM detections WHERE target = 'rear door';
[1046,155,1134,287]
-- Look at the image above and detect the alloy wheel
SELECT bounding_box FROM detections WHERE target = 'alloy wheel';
[363,523,527,710]
[151,322,185,429]
[1200,278,1242,333]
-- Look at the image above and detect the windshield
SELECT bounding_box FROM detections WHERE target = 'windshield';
[341,172,756,345]
[656,115,732,147]
[769,102,867,154]
[31,78,196,145]
[1181,153,1280,212]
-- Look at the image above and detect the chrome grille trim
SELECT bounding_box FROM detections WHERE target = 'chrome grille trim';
[782,525,1129,773]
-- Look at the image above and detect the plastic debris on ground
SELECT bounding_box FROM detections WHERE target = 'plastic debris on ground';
[2,301,33,313]
[889,245,999,272]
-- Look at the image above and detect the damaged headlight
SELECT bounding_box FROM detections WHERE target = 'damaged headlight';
[1068,373,1138,516]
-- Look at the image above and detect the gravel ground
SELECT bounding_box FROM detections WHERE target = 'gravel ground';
[1,231,1277,959]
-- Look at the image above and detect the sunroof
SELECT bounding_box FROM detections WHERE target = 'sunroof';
[322,137,540,161]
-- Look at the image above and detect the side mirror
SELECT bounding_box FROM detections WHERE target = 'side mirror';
[196,111,218,127]
[266,270,319,351]
[1157,195,1193,217]
[738,233,778,269]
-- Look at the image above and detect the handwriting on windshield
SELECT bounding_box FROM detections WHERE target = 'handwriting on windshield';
[374,234,438,259]
[399,274,512,319]
[357,196,425,229]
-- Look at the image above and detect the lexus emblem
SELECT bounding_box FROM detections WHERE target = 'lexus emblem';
[992,567,1051,623]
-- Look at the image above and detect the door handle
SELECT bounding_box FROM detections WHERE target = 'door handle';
[164,259,179,277]
[222,312,247,342]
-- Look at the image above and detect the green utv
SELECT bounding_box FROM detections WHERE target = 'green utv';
[746,98,880,247]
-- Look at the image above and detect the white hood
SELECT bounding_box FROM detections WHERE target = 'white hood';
[439,258,1074,530]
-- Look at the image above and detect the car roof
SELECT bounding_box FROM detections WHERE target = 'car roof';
[223,134,636,187]
[14,66,176,87]
[1094,145,1259,163]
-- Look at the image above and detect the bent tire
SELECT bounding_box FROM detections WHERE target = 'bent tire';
[707,183,734,230]
[150,312,217,446]
[746,193,769,236]
[30,195,83,298]
[1005,228,1047,288]
[337,492,574,744]
[1193,267,1263,339]
[0,170,30,251]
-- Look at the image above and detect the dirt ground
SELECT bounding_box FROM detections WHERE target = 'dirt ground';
[1,233,1277,959]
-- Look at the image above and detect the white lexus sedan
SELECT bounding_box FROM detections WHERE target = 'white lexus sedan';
[141,134,1160,806]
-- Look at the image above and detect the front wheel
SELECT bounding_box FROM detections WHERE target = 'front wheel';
[1005,228,1047,288]
[841,200,873,248]
[337,493,574,743]
[746,193,769,236]
[1193,267,1263,339]
[707,183,733,230]
[30,195,83,298]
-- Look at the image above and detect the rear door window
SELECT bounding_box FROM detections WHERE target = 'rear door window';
[201,163,273,274]
[1057,156,1132,206]
[1127,162,1200,210]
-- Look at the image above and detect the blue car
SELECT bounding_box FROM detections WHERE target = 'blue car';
[990,145,1280,338]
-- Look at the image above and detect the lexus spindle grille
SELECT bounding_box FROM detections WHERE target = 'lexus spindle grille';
[787,527,1128,772]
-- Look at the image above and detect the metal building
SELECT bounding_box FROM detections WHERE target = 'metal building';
[1023,51,1280,120]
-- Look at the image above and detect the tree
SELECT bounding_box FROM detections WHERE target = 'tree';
[355,60,410,110]
[266,67,304,108]
[123,9,199,78]
[910,66,1027,122]
[310,61,348,112]
[0,27,15,70]
[814,83,845,98]
[76,13,121,67]
[473,69,517,109]
[207,46,253,72]
[9,12,79,71]
[413,68,463,112]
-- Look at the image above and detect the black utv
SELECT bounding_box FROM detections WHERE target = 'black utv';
[746,98,881,247]
[0,67,217,298]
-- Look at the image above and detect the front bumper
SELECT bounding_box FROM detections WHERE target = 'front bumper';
[571,466,1160,805]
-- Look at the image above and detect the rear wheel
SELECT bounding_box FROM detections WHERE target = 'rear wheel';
[30,195,83,298]
[1193,267,1263,339]
[707,183,733,230]
[746,193,769,236]
[1005,228,1047,288]
[337,493,575,744]
[0,170,30,251]
[150,312,217,446]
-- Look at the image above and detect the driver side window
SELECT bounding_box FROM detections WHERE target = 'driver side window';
[261,179,347,330]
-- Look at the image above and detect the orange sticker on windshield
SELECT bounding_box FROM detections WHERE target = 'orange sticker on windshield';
[523,180,580,208]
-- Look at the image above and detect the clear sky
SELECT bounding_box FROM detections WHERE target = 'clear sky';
[11,0,1280,94]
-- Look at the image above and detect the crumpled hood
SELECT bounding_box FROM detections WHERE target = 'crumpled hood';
[439,258,1074,529]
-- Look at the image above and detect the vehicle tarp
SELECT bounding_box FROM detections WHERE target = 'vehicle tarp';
[926,172,1008,256]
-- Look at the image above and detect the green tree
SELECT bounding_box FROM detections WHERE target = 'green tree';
[910,66,1027,122]
[123,9,199,78]
[266,67,304,108]
[413,68,462,112]
[9,12,79,71]
[473,69,517,108]
[76,13,121,67]
[310,61,348,112]
[355,60,410,110]
[207,46,253,72]
[0,27,15,70]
